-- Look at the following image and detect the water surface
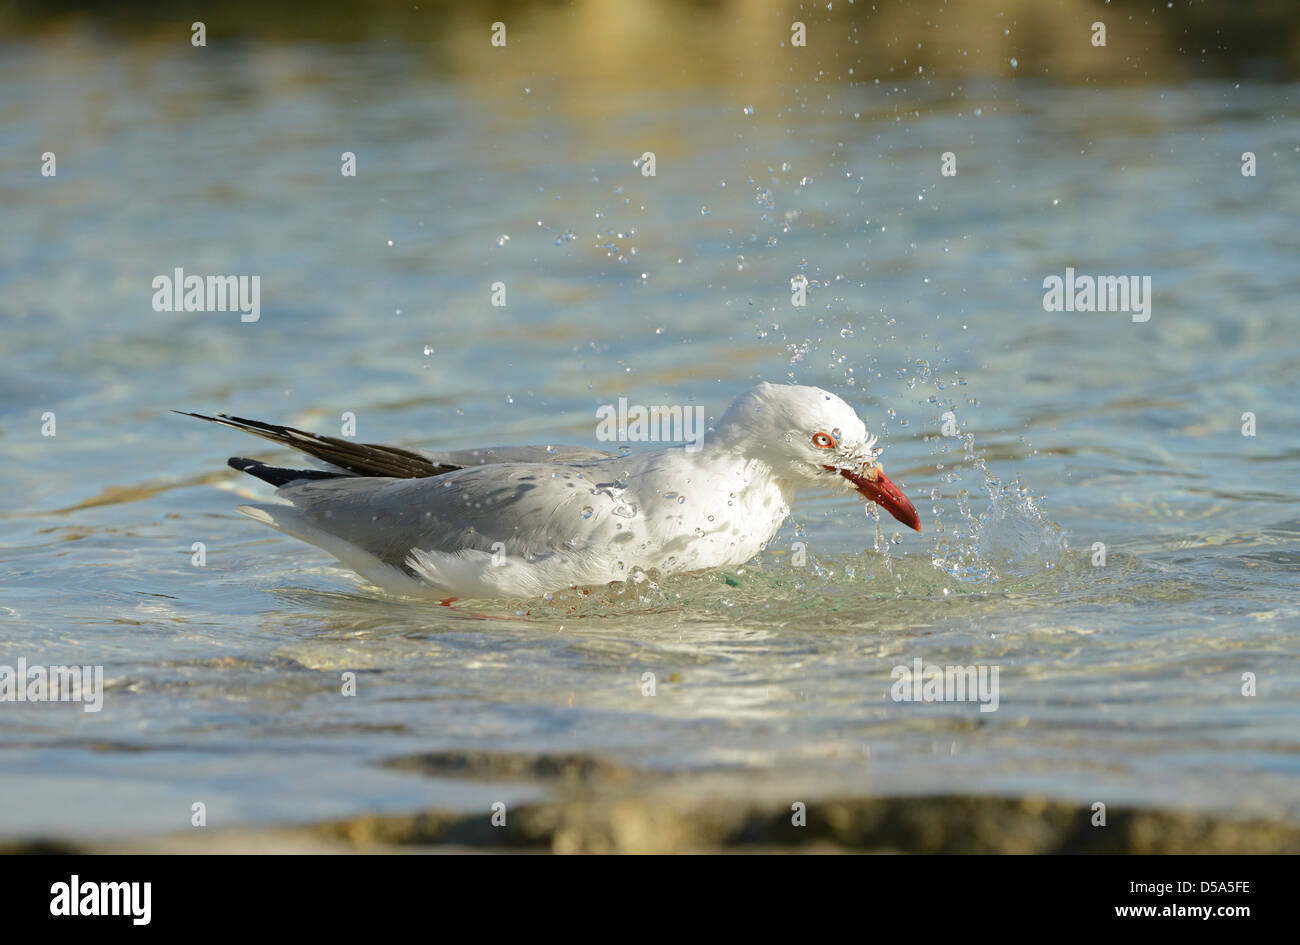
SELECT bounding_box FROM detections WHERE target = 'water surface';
[1,8,1298,843]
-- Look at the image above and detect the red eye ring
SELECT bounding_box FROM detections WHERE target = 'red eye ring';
[812,432,836,449]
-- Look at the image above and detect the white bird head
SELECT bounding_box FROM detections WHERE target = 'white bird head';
[715,382,921,532]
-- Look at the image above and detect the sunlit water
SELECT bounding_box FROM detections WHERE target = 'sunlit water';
[1,31,1298,841]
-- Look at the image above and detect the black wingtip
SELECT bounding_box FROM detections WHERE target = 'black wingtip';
[174,409,225,424]
[227,457,345,487]
[179,410,458,479]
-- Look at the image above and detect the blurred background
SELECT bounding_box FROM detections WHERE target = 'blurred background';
[0,0,1297,851]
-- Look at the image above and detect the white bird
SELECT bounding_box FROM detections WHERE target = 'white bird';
[179,383,920,600]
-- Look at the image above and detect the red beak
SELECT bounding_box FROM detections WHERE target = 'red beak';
[826,465,921,533]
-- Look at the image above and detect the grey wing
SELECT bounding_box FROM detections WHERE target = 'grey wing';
[264,460,622,569]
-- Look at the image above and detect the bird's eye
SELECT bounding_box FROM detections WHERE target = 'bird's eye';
[812,432,836,449]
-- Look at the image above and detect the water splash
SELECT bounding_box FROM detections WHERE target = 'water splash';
[933,471,1067,584]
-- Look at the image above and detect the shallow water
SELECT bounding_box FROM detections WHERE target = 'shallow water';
[1,14,1298,841]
